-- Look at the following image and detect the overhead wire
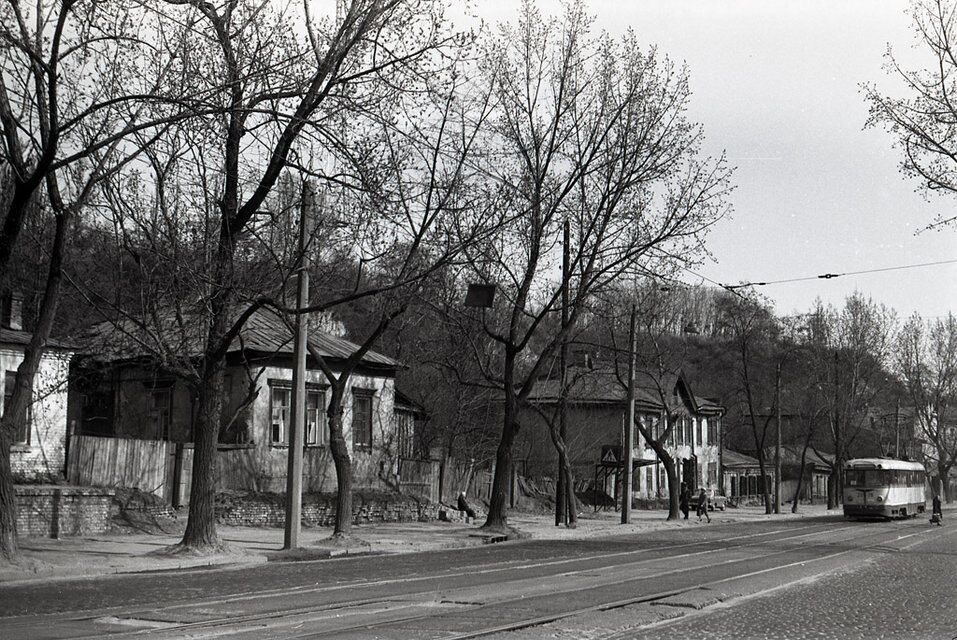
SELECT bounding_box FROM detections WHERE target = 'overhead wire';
[678,257,957,294]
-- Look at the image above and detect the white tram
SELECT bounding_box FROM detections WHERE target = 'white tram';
[843,458,926,519]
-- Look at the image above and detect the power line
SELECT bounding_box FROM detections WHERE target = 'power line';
[715,258,957,291]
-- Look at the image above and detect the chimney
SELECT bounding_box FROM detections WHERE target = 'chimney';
[1,291,23,331]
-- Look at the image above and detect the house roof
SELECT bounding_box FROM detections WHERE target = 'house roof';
[74,309,400,371]
[760,445,834,469]
[394,388,429,419]
[0,327,74,351]
[524,367,724,416]
[723,449,761,468]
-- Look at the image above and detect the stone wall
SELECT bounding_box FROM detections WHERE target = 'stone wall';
[214,490,439,528]
[15,485,115,538]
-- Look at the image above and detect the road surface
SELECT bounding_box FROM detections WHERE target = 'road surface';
[1,513,953,639]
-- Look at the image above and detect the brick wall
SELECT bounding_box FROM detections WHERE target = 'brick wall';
[214,490,440,528]
[15,485,115,538]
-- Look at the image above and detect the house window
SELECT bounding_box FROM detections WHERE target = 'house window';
[271,385,291,445]
[696,418,703,446]
[707,417,717,445]
[352,390,374,450]
[305,389,327,446]
[3,370,29,445]
[148,387,172,440]
[271,382,327,446]
[683,417,693,445]
[645,467,654,497]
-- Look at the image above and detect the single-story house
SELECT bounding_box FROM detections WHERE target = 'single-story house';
[721,449,772,501]
[768,445,832,504]
[67,309,410,497]
[519,366,725,501]
[1,292,73,482]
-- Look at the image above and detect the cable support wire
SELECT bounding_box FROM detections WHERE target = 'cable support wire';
[694,258,957,293]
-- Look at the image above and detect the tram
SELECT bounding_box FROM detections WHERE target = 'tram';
[843,458,926,519]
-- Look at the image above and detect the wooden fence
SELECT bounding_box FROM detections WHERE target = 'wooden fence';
[398,458,441,503]
[67,435,192,505]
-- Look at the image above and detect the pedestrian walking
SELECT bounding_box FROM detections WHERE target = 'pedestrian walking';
[696,487,711,523]
[931,493,943,526]
[679,483,690,520]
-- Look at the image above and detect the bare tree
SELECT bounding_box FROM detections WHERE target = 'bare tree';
[716,292,781,514]
[807,295,897,509]
[461,1,732,532]
[896,313,957,501]
[613,285,695,521]
[0,0,195,562]
[865,0,957,229]
[75,0,466,553]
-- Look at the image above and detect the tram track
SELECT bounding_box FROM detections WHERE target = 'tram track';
[11,518,936,640]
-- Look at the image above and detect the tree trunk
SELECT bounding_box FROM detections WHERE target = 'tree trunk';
[485,426,516,530]
[546,416,577,527]
[485,380,520,530]
[559,446,578,528]
[327,397,353,537]
[827,465,839,510]
[180,368,224,550]
[662,454,680,520]
[755,450,773,514]
[0,209,69,561]
[791,429,812,514]
[0,433,16,562]
[939,462,952,503]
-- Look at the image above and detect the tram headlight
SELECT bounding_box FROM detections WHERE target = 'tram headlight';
[876,496,883,502]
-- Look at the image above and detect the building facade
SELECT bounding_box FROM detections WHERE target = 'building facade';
[519,367,724,501]
[1,293,73,481]
[67,310,408,495]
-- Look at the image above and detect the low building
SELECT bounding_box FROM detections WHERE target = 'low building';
[519,367,725,501]
[67,309,408,498]
[721,449,772,502]
[1,292,73,481]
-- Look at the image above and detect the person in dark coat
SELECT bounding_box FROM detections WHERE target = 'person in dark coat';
[679,483,690,519]
[932,493,943,525]
[696,487,711,523]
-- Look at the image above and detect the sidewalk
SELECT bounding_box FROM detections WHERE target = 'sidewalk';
[0,503,836,586]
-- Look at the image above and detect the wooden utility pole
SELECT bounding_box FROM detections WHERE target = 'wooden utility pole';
[622,304,636,524]
[774,362,782,515]
[283,180,313,550]
[556,219,570,526]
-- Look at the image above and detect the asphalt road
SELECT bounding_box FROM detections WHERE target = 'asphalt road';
[1,514,953,639]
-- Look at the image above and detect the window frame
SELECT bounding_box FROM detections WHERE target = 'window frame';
[269,379,329,447]
[3,370,30,445]
[351,388,374,450]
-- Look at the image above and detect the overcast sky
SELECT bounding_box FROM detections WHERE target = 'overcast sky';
[467,0,957,319]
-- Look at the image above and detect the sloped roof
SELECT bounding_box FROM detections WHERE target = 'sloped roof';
[0,327,74,351]
[723,449,760,468]
[525,367,724,415]
[760,445,833,469]
[74,308,400,370]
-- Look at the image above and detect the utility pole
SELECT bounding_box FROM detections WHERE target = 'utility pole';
[774,362,782,515]
[622,304,636,524]
[283,180,313,550]
[555,219,570,526]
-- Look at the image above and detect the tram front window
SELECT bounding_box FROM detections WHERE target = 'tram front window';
[846,470,885,487]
